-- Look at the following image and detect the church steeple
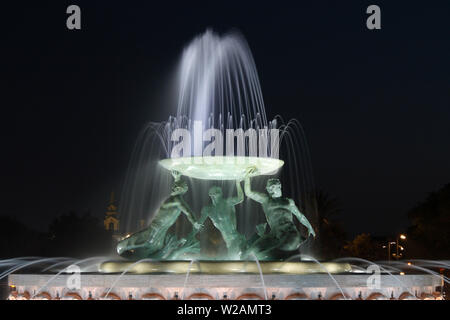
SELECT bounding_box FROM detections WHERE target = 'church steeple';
[104,191,119,232]
[106,192,118,215]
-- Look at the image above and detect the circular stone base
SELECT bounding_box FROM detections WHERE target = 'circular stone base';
[99,261,352,274]
[8,272,442,300]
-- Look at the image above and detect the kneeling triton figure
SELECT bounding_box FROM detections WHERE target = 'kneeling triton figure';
[117,170,201,260]
[244,167,316,260]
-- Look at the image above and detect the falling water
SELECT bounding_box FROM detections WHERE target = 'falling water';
[0,257,73,281]
[104,258,155,299]
[32,257,109,299]
[299,254,348,299]
[41,259,77,273]
[389,261,450,284]
[333,257,416,297]
[181,259,200,299]
[250,252,268,300]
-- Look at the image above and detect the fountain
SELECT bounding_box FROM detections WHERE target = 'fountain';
[4,30,446,300]
[109,29,319,263]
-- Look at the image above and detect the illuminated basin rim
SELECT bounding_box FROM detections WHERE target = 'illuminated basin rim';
[159,156,284,180]
[99,261,352,274]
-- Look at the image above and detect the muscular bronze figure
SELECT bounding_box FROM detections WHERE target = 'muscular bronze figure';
[198,181,246,259]
[244,167,316,260]
[117,171,201,260]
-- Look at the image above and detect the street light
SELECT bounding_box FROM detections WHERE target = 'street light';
[396,234,407,260]
[386,241,396,262]
[385,234,407,262]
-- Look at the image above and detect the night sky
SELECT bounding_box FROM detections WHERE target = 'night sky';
[2,1,449,236]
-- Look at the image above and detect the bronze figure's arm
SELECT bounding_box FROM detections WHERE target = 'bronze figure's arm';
[244,170,268,203]
[229,180,244,205]
[198,206,211,226]
[289,199,316,237]
[179,199,201,230]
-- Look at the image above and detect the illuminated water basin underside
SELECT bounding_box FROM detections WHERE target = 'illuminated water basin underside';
[99,261,352,274]
[159,156,284,180]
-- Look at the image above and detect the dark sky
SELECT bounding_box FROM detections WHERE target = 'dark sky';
[2,1,449,235]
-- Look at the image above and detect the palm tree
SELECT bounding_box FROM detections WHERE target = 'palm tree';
[304,190,346,260]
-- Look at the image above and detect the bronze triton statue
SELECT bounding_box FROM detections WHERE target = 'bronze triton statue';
[116,167,316,261]
[116,171,201,260]
[243,167,316,260]
[198,181,246,259]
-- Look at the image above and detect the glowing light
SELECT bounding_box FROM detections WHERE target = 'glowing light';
[407,262,412,266]
[159,156,284,180]
[400,234,406,240]
[120,234,131,241]
[400,272,405,275]
[99,261,352,275]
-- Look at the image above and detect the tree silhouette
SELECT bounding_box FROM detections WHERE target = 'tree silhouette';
[44,211,114,258]
[406,183,450,259]
[0,216,45,258]
[305,190,346,260]
[343,233,384,261]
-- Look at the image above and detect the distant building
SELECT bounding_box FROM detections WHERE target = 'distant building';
[103,192,148,241]
[104,192,120,238]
